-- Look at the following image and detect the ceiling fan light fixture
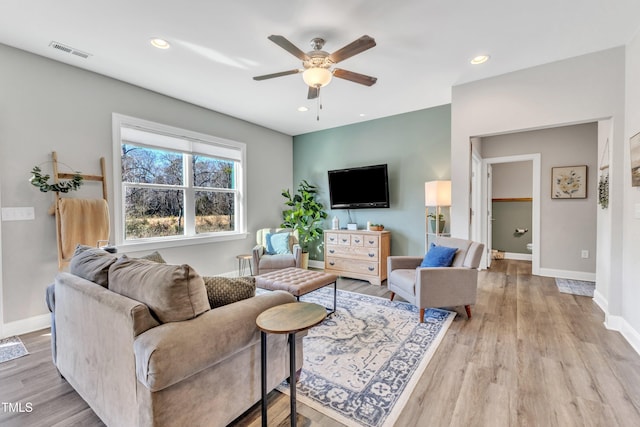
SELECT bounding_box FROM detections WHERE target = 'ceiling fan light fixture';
[302,67,332,88]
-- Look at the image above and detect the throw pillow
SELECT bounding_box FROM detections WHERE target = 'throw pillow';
[108,256,209,323]
[420,243,458,268]
[137,251,166,263]
[266,232,292,255]
[69,244,117,287]
[203,276,256,309]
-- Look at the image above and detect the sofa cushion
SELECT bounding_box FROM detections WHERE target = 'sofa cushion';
[420,244,458,268]
[108,256,209,323]
[69,245,117,288]
[203,276,256,308]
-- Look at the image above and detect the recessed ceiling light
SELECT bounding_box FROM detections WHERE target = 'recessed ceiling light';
[150,38,171,49]
[297,106,309,112]
[470,55,490,65]
[359,113,366,117]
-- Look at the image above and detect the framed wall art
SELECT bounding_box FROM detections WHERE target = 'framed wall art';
[551,165,587,199]
[631,131,640,187]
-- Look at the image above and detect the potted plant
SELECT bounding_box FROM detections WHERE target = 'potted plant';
[428,212,446,233]
[281,180,328,268]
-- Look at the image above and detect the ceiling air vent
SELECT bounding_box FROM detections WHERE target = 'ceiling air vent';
[49,41,91,59]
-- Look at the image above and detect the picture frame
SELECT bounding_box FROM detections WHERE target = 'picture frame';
[631,131,640,187]
[551,165,587,199]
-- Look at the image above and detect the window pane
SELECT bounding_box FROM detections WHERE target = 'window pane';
[122,144,183,185]
[195,191,235,233]
[125,187,184,239]
[193,155,234,189]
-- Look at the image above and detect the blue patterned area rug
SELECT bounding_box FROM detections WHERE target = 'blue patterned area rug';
[0,336,29,363]
[278,288,455,427]
[555,278,595,297]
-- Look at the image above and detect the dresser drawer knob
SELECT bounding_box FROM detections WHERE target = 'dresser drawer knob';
[329,237,335,242]
[341,238,348,243]
[368,240,374,244]
[329,249,335,254]
[354,239,361,243]
[368,253,375,257]
[329,261,335,266]
[368,266,375,271]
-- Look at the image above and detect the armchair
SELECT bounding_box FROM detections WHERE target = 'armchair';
[252,228,302,275]
[387,236,484,322]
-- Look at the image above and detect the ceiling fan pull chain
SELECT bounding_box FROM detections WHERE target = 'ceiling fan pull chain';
[316,87,321,121]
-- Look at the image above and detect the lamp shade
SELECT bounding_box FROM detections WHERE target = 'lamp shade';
[425,180,451,206]
[303,67,332,88]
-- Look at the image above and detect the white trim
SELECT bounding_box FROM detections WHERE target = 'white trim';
[116,232,249,253]
[2,313,50,339]
[112,113,247,247]
[537,267,596,282]
[593,289,608,314]
[604,315,640,356]
[504,252,532,261]
[481,153,541,275]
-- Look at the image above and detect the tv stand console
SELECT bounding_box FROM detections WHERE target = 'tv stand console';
[324,229,390,286]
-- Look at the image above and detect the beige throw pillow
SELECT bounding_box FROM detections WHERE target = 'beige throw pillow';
[69,245,117,288]
[108,256,209,323]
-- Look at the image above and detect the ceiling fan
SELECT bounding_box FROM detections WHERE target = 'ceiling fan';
[253,35,377,100]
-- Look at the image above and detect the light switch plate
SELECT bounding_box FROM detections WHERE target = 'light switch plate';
[635,203,640,219]
[1,207,35,221]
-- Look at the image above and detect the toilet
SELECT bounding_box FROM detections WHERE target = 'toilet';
[526,243,533,252]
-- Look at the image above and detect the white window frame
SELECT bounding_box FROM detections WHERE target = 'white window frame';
[112,113,247,251]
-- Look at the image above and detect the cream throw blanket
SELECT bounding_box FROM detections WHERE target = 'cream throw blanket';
[57,198,110,263]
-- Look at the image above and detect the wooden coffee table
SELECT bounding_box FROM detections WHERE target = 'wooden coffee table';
[256,302,326,427]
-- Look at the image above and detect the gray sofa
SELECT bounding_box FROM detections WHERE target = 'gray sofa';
[49,247,303,427]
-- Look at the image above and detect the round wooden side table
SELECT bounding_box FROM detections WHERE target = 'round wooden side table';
[256,302,326,427]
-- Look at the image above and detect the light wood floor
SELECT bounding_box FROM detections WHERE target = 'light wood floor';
[2,260,640,426]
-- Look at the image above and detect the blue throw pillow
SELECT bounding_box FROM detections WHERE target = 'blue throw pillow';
[266,232,291,255]
[420,243,457,267]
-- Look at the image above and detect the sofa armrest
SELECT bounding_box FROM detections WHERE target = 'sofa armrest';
[134,290,297,392]
[415,267,479,308]
[252,244,264,270]
[388,256,423,272]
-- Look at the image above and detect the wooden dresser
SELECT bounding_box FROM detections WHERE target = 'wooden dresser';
[324,229,391,286]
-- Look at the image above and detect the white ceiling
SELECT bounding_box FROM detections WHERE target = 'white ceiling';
[2,1,640,136]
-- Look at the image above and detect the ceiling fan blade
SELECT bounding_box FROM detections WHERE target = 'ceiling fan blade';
[329,35,376,64]
[268,35,310,61]
[253,69,301,81]
[307,86,319,99]
[333,69,378,86]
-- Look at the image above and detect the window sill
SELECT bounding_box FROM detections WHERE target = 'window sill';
[115,232,249,253]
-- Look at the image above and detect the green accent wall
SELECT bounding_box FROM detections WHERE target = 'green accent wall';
[292,104,451,260]
[491,201,533,253]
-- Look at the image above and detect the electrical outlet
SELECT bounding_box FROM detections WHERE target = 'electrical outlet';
[581,250,589,259]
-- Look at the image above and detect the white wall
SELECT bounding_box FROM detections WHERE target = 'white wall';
[0,44,293,334]
[451,47,626,331]
[622,31,640,350]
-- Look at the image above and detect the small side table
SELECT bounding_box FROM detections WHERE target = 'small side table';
[236,254,252,276]
[256,302,326,427]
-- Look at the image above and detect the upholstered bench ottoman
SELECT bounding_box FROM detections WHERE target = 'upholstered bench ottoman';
[255,267,338,314]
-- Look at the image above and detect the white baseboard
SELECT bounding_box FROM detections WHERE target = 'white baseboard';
[538,268,596,282]
[2,313,50,339]
[605,314,640,356]
[593,289,608,314]
[504,252,532,261]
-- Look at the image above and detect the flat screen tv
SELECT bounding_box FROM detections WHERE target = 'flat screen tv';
[328,164,390,209]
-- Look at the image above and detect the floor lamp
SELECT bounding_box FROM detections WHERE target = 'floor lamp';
[425,180,451,249]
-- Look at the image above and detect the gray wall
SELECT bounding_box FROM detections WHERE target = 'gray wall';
[482,123,598,273]
[0,43,293,325]
[292,105,451,259]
